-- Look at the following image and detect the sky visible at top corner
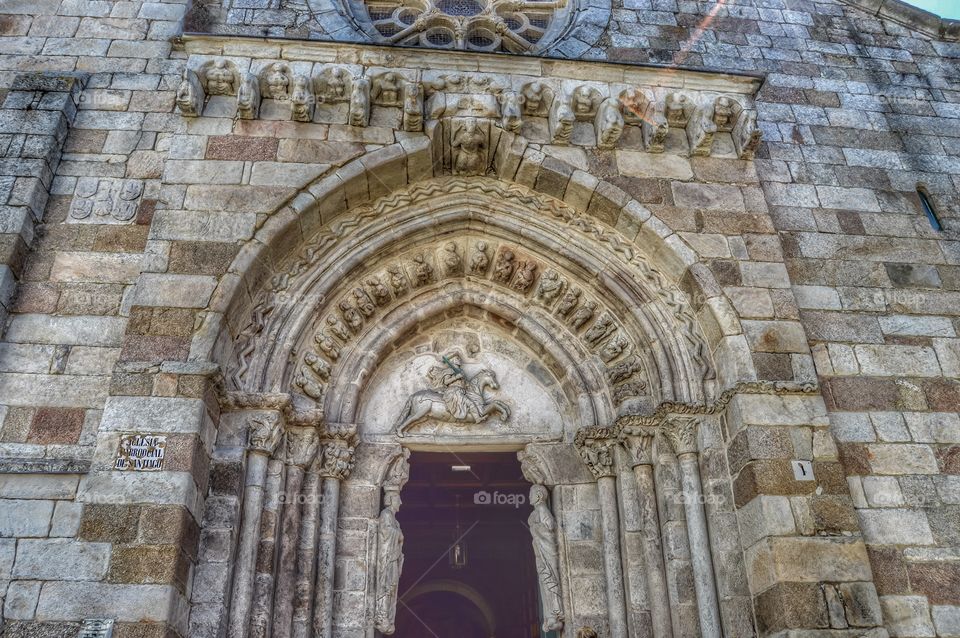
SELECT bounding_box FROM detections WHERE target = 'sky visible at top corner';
[904,0,960,19]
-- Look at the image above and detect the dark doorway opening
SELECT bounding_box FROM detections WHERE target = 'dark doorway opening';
[393,451,544,638]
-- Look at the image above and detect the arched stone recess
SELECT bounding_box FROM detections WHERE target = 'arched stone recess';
[183,140,881,638]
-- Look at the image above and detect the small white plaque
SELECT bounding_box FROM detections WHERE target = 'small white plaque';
[792,459,815,481]
[115,434,166,471]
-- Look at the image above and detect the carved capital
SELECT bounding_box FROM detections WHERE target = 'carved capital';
[286,427,320,468]
[318,438,355,480]
[577,438,617,479]
[621,427,657,466]
[661,415,699,456]
[248,411,284,455]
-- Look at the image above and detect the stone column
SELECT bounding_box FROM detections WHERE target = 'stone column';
[622,430,673,638]
[273,428,320,638]
[228,411,284,638]
[292,462,323,638]
[312,437,356,638]
[251,456,287,638]
[662,416,721,638]
[578,437,628,638]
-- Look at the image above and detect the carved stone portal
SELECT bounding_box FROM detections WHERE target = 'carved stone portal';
[393,349,511,436]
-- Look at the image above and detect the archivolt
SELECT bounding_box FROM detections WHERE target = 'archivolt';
[222,176,720,418]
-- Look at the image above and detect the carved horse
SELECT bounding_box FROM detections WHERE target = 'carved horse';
[394,369,511,436]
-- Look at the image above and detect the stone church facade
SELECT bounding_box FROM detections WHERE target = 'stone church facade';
[0,0,959,635]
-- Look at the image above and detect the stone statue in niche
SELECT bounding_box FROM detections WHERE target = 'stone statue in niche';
[237,73,260,120]
[204,59,237,96]
[401,81,423,132]
[372,72,403,107]
[325,315,351,342]
[469,241,490,275]
[175,70,204,117]
[528,484,564,633]
[512,260,537,292]
[595,97,624,149]
[264,62,291,99]
[387,265,409,296]
[521,82,552,117]
[440,242,462,276]
[571,85,601,120]
[451,117,488,176]
[374,490,404,634]
[394,350,511,436]
[290,75,313,122]
[556,286,580,317]
[367,276,391,306]
[493,249,515,283]
[349,77,370,127]
[314,66,350,103]
[499,90,522,133]
[665,92,691,128]
[569,300,597,329]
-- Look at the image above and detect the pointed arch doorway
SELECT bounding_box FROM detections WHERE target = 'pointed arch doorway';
[392,451,548,638]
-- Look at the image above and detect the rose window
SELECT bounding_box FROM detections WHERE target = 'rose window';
[355,0,570,52]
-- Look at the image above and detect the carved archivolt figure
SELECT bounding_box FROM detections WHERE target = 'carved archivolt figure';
[512,261,537,292]
[469,241,490,275]
[325,315,351,342]
[528,484,564,633]
[583,313,614,345]
[493,249,515,283]
[387,265,409,296]
[315,332,340,360]
[367,277,391,306]
[569,300,597,329]
[556,287,581,317]
[440,242,462,276]
[536,270,563,304]
[353,287,376,317]
[338,300,363,332]
[412,254,433,286]
[375,492,404,634]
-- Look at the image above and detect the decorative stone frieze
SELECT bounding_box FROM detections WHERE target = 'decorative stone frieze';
[177,39,762,159]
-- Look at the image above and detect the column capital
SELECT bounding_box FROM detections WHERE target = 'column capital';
[285,427,320,468]
[317,437,356,480]
[620,426,657,466]
[660,415,700,457]
[518,444,552,486]
[248,410,284,455]
[382,447,411,493]
[576,438,617,479]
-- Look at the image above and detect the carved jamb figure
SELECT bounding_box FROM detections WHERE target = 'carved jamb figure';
[556,286,581,317]
[315,331,340,360]
[536,270,563,305]
[512,261,537,292]
[374,491,404,634]
[387,265,409,296]
[325,315,351,342]
[367,276,391,306]
[412,254,433,286]
[469,241,490,275]
[493,249,515,284]
[569,300,596,329]
[338,300,364,332]
[528,484,564,633]
[353,287,376,317]
[440,241,462,276]
[584,313,615,345]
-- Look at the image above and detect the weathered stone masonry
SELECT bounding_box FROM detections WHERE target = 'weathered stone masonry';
[0,0,958,636]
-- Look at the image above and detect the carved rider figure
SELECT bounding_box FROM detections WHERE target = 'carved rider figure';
[426,351,476,421]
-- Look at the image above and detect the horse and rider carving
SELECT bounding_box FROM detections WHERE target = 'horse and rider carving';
[394,350,511,436]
